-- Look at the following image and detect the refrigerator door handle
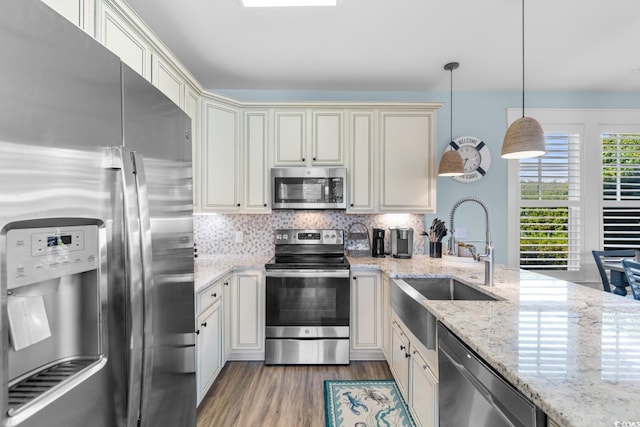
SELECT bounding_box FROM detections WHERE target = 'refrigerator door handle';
[129,150,156,427]
[118,147,149,427]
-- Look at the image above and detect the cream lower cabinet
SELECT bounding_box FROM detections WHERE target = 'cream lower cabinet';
[226,269,265,359]
[350,270,383,359]
[381,273,391,360]
[195,279,224,405]
[410,348,438,427]
[390,314,439,427]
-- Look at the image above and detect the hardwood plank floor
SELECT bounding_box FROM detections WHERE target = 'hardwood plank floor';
[197,361,392,427]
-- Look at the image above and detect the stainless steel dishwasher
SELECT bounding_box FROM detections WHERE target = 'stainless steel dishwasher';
[437,322,546,427]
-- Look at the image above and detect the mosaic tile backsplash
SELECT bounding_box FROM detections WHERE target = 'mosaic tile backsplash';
[194,211,427,256]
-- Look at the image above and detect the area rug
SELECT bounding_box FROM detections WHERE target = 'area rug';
[324,379,416,427]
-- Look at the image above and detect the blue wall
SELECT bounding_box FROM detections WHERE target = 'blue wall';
[216,89,640,263]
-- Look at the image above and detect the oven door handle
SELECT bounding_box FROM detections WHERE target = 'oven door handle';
[266,270,350,278]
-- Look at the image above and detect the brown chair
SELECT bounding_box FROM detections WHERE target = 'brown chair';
[622,259,640,300]
[592,250,637,293]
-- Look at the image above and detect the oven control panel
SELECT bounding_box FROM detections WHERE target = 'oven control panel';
[274,229,343,245]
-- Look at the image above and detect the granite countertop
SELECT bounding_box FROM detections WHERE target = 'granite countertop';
[350,254,640,427]
[194,254,272,292]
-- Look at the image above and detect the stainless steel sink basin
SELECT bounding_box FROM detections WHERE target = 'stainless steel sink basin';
[402,277,500,301]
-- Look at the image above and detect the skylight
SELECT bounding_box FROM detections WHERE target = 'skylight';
[240,0,338,7]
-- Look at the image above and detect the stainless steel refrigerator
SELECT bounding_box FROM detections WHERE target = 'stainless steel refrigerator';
[0,1,196,426]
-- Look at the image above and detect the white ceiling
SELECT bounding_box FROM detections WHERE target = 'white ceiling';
[125,0,640,92]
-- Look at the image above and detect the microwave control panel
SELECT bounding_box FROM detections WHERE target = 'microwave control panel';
[6,224,99,289]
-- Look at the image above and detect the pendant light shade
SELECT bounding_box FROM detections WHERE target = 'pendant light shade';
[438,149,465,176]
[438,61,464,177]
[500,0,546,160]
[501,117,546,159]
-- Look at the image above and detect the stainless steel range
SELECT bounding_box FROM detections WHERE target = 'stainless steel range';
[265,229,350,365]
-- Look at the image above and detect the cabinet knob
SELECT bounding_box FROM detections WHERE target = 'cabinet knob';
[201,322,207,328]
[237,203,241,207]
[313,157,316,161]
[352,276,357,280]
[211,293,217,298]
[350,203,354,207]
[224,281,229,286]
[405,352,411,358]
[264,203,267,207]
[196,329,200,335]
[400,345,406,351]
[302,157,305,162]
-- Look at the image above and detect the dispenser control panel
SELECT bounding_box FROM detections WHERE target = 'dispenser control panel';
[6,224,99,289]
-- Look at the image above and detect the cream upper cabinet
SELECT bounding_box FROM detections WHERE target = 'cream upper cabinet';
[152,55,184,109]
[312,110,345,165]
[347,110,375,212]
[201,99,241,212]
[40,0,94,33]
[185,86,200,210]
[273,110,306,166]
[98,1,152,79]
[273,109,345,167]
[379,109,437,213]
[242,110,270,213]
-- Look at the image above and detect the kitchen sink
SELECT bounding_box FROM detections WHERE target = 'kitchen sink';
[390,277,502,353]
[402,278,500,301]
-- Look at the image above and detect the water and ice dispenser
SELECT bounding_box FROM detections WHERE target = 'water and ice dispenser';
[4,222,103,420]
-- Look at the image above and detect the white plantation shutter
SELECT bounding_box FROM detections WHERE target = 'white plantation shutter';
[518,133,581,270]
[601,133,640,250]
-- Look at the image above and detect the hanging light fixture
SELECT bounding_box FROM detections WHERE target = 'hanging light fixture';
[501,0,546,159]
[438,62,464,176]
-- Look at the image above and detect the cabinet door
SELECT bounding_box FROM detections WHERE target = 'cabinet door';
[185,87,200,210]
[312,111,344,165]
[229,270,264,356]
[202,100,241,212]
[98,2,152,79]
[152,56,184,108]
[348,111,375,212]
[350,271,381,354]
[381,274,391,360]
[274,110,306,165]
[410,349,438,427]
[41,0,93,32]
[390,320,410,400]
[243,110,270,212]
[379,110,436,213]
[196,301,222,405]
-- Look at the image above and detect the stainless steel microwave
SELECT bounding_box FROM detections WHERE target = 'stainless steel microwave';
[271,167,347,210]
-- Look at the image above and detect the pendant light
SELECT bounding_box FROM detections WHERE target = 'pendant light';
[501,0,546,159]
[438,62,464,176]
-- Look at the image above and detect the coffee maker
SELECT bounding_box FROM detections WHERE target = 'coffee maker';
[390,227,413,259]
[372,228,385,257]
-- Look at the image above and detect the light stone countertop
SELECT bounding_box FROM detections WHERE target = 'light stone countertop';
[194,254,272,292]
[194,253,640,426]
[350,254,640,427]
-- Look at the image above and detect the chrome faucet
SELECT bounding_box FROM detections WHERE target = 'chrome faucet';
[447,196,494,286]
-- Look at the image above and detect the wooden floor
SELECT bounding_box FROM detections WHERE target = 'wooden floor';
[197,361,392,427]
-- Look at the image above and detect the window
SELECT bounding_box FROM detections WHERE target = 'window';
[601,133,640,250]
[507,109,640,282]
[517,132,581,271]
